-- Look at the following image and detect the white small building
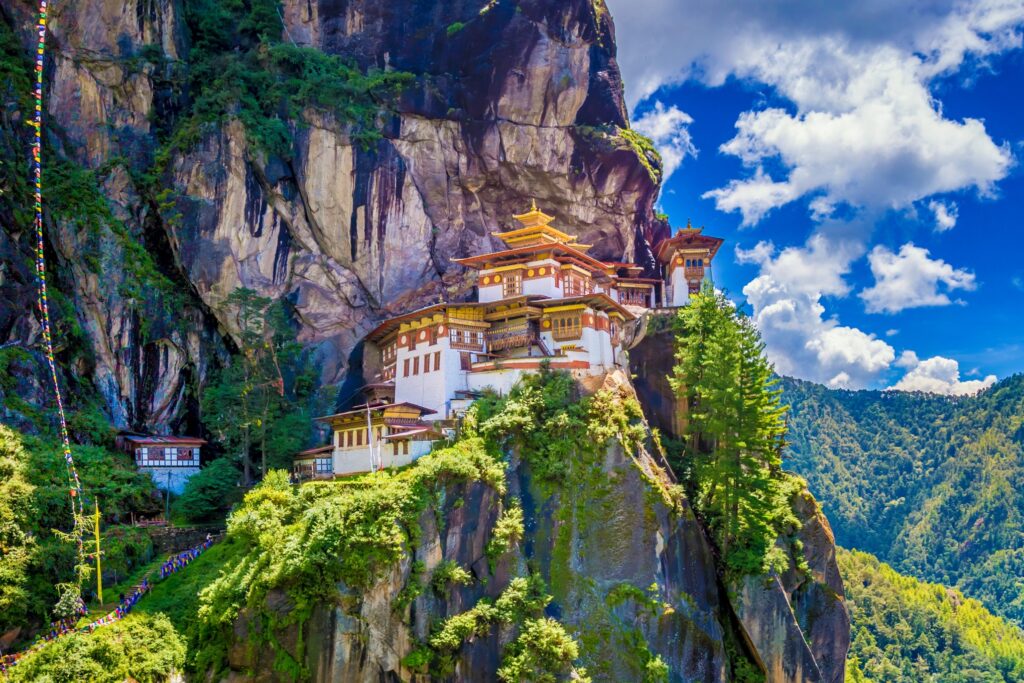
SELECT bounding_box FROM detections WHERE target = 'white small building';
[654,222,723,307]
[295,400,441,479]
[116,434,206,495]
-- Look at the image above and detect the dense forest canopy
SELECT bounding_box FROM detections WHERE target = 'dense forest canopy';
[783,374,1024,624]
[840,548,1024,683]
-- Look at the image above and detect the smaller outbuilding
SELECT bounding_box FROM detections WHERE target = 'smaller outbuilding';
[115,433,206,495]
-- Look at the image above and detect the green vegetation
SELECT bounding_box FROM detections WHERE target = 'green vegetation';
[471,366,650,493]
[165,0,411,160]
[0,425,160,636]
[618,129,662,184]
[446,21,466,36]
[487,501,524,560]
[840,548,1024,682]
[172,458,243,522]
[430,559,473,593]
[4,613,185,683]
[201,288,322,486]
[783,374,1024,624]
[185,439,505,677]
[498,616,589,683]
[671,285,803,577]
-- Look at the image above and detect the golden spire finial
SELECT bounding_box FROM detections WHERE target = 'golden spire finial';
[530,197,538,212]
[686,218,692,230]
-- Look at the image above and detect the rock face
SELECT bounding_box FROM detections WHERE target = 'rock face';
[218,372,848,682]
[631,318,851,683]
[0,0,668,432]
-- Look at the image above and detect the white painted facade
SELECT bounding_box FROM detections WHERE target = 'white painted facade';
[332,439,433,476]
[139,466,200,495]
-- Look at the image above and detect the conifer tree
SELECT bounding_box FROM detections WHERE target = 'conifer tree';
[201,288,320,486]
[670,284,792,574]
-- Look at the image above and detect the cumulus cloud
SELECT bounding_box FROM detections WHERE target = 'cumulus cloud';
[929,199,959,231]
[610,0,1019,223]
[738,224,896,387]
[890,354,997,395]
[860,243,976,314]
[631,101,697,182]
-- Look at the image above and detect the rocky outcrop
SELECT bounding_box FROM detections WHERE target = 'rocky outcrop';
[0,0,669,431]
[630,317,851,682]
[216,371,847,682]
[731,492,850,683]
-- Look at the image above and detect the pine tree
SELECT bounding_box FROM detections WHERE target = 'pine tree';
[670,284,792,575]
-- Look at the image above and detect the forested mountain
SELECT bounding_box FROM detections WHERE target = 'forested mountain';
[840,548,1024,683]
[783,375,1024,624]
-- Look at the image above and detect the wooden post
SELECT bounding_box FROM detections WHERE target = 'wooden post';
[93,500,103,605]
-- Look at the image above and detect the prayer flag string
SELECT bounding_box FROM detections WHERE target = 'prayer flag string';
[0,537,217,673]
[30,0,85,549]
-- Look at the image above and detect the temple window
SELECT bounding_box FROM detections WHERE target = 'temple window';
[403,358,410,377]
[413,356,420,375]
[402,441,409,455]
[503,271,523,298]
[552,315,583,341]
[424,353,431,373]
[434,351,441,369]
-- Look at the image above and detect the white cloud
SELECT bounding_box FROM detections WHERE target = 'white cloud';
[929,199,959,231]
[895,349,920,368]
[860,243,976,314]
[631,101,697,182]
[734,240,775,265]
[890,354,997,395]
[886,328,900,337]
[741,227,896,388]
[611,0,1019,223]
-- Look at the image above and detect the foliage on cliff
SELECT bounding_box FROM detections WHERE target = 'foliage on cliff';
[167,0,412,158]
[840,548,1024,683]
[670,287,803,577]
[201,288,322,487]
[3,613,185,683]
[0,425,160,637]
[783,374,1024,624]
[181,439,507,677]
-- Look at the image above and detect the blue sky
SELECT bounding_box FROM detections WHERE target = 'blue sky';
[607,0,1024,393]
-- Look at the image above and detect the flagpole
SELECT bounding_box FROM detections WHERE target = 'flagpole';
[93,500,102,605]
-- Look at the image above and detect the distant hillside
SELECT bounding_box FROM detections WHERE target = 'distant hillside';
[840,548,1024,683]
[782,374,1024,624]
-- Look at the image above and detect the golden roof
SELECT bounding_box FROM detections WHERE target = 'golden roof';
[493,200,591,250]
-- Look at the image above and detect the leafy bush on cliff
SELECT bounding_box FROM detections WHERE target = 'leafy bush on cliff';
[840,548,1024,682]
[201,288,322,486]
[4,613,185,683]
[172,457,243,522]
[188,438,505,677]
[784,374,1024,624]
[172,0,412,158]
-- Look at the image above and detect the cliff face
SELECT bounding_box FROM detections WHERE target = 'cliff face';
[218,371,848,682]
[0,0,667,432]
[631,320,851,683]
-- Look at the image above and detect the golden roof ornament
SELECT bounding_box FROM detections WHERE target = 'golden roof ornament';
[512,198,556,229]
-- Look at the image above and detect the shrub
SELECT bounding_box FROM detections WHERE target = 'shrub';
[173,458,242,523]
[6,613,186,683]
